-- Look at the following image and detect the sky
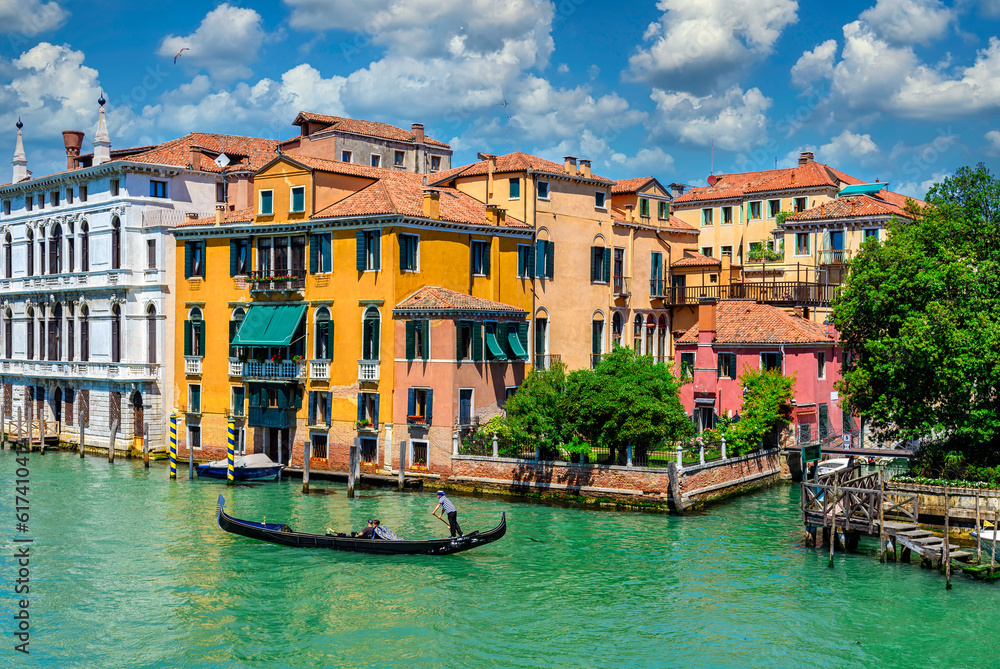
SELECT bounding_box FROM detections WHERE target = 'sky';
[2,0,1000,197]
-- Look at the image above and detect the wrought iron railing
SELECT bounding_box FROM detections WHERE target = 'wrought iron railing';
[533,354,561,370]
[818,249,851,265]
[247,269,306,292]
[243,360,306,379]
[613,276,631,297]
[653,281,838,306]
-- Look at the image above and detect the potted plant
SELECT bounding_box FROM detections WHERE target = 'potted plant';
[291,354,302,362]
[356,419,372,429]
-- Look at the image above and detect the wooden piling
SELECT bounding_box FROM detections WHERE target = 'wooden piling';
[829,477,837,568]
[944,485,951,589]
[40,419,45,454]
[302,438,311,493]
[975,490,982,564]
[992,509,998,577]
[143,423,149,469]
[348,440,358,498]
[398,440,405,491]
[667,461,684,515]
[878,468,886,563]
[17,406,22,446]
[277,431,283,482]
[79,407,85,457]
[109,419,118,464]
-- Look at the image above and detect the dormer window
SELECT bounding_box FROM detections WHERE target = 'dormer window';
[341,150,353,163]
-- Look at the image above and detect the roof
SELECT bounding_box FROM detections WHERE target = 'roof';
[612,176,656,194]
[674,162,865,204]
[677,300,834,345]
[126,133,279,173]
[429,151,614,185]
[291,112,450,148]
[176,207,254,227]
[787,191,921,223]
[394,286,526,316]
[672,252,721,267]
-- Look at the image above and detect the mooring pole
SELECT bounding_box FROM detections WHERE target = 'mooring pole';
[944,486,952,589]
[277,431,283,482]
[348,439,358,498]
[398,440,406,492]
[667,460,684,515]
[109,419,118,464]
[79,407,85,458]
[302,436,311,493]
[992,509,998,577]
[26,403,32,452]
[169,412,177,480]
[40,417,46,455]
[17,406,22,446]
[878,468,887,563]
[829,477,838,568]
[143,423,150,469]
[227,419,236,486]
[976,490,982,564]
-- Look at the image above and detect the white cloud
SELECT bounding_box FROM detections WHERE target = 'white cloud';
[983,0,1000,17]
[512,76,645,143]
[815,129,879,165]
[2,43,101,136]
[649,86,771,151]
[556,63,569,74]
[609,146,675,175]
[986,130,1000,156]
[896,170,949,199]
[791,39,837,88]
[158,3,268,82]
[0,0,67,36]
[859,0,956,46]
[627,0,799,92]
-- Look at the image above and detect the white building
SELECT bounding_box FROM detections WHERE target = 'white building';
[0,98,276,454]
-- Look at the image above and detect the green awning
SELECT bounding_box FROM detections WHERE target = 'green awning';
[485,329,506,360]
[507,330,527,360]
[837,183,888,197]
[232,304,306,347]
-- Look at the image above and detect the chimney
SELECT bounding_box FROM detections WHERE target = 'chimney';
[12,119,27,183]
[707,174,718,187]
[820,203,825,216]
[93,94,111,166]
[411,122,425,144]
[62,130,84,170]
[670,182,686,198]
[851,201,856,215]
[798,151,814,166]
[215,204,225,225]
[185,212,199,220]
[579,159,591,178]
[189,145,202,172]
[793,306,803,318]
[698,297,717,338]
[790,171,796,184]
[563,156,577,174]
[625,204,635,222]
[423,189,440,220]
[485,204,505,226]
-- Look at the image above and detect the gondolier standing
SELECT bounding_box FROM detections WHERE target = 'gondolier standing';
[432,491,463,537]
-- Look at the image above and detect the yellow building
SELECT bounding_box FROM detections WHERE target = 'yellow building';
[172,153,533,472]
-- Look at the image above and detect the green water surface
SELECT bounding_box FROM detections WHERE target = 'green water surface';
[1,452,999,668]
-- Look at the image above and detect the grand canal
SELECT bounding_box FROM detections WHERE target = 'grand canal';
[2,451,998,668]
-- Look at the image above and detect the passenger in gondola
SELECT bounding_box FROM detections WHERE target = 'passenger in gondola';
[357,519,375,539]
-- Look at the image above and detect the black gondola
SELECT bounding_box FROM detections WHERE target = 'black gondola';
[215,495,506,556]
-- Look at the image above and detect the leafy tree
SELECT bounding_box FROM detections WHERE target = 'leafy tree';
[503,361,571,456]
[832,164,1000,459]
[723,366,795,456]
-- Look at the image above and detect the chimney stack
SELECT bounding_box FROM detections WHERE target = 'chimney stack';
[579,159,591,178]
[411,122,425,144]
[798,151,814,166]
[485,204,505,226]
[12,119,27,183]
[62,130,84,170]
[422,189,440,220]
[215,204,225,225]
[189,145,202,172]
[625,204,634,222]
[563,156,577,174]
[669,182,686,198]
[93,94,111,166]
[698,297,717,338]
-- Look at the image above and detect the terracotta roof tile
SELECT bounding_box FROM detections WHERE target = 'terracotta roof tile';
[612,176,656,194]
[292,112,450,148]
[394,286,526,315]
[429,151,614,185]
[672,252,721,267]
[677,300,834,345]
[127,133,279,173]
[674,162,866,204]
[787,192,920,222]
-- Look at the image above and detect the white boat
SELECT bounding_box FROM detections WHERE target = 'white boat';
[817,458,851,477]
[196,452,284,481]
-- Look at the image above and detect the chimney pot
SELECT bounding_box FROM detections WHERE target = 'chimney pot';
[798,151,814,166]
[189,145,202,172]
[422,188,441,220]
[579,159,591,178]
[215,204,225,225]
[411,122,425,143]
[62,130,85,170]
[625,204,635,222]
[563,155,577,174]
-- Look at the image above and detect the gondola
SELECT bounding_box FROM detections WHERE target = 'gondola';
[216,495,507,556]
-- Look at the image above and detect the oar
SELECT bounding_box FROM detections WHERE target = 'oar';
[432,513,451,529]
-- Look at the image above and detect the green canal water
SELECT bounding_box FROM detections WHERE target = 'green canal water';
[2,452,1000,668]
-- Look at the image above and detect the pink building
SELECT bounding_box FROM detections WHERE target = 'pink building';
[391,287,527,473]
[675,298,843,445]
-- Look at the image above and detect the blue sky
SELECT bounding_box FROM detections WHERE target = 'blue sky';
[3,0,1000,197]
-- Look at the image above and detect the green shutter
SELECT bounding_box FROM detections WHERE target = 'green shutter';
[471,322,483,361]
[526,244,535,278]
[230,240,238,276]
[399,235,407,271]
[535,240,545,277]
[308,391,316,424]
[183,321,191,356]
[456,321,464,361]
[321,235,331,272]
[276,386,288,409]
[310,235,319,274]
[357,393,365,422]
[545,241,554,278]
[718,352,724,377]
[295,386,303,409]
[405,320,415,360]
[326,322,335,360]
[249,386,261,408]
[590,246,598,282]
[407,389,415,417]
[517,246,525,277]
[420,320,430,360]
[356,230,366,270]
[482,244,491,276]
[603,247,611,283]
[372,394,380,429]
[373,230,381,270]
[184,242,193,278]
[425,389,433,425]
[518,322,528,359]
[325,392,332,427]
[199,242,206,279]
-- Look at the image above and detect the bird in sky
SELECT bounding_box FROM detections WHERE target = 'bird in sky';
[173,47,190,64]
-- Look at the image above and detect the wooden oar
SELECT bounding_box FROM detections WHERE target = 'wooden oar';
[432,512,451,529]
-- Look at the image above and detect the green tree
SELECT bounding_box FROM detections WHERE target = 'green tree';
[724,366,795,456]
[503,361,571,456]
[832,164,1000,458]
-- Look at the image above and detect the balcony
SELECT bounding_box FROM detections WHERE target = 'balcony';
[184,356,203,375]
[228,359,244,377]
[310,360,330,380]
[533,354,561,370]
[247,269,305,293]
[649,279,667,299]
[2,359,158,381]
[243,360,306,380]
[818,249,851,265]
[358,359,380,383]
[613,275,631,298]
[0,270,136,295]
[655,282,837,307]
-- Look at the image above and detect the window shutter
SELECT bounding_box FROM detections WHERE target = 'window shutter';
[325,392,332,427]
[322,234,332,272]
[534,240,545,277]
[592,322,600,356]
[229,321,237,357]
[184,242,193,278]
[730,353,737,378]
[472,322,483,361]
[308,391,316,425]
[518,322,528,359]
[249,386,260,408]
[310,235,319,274]
[405,320,415,360]
[234,388,244,416]
[357,393,364,422]
[526,244,535,278]
[777,352,783,371]
[373,394,380,429]
[456,321,464,361]
[326,322,335,360]
[717,353,724,377]
[373,230,381,270]
[399,235,407,271]
[482,245,490,276]
[517,247,525,277]
[356,230,366,270]
[295,386,304,409]
[421,320,430,360]
[590,246,598,282]
[230,240,238,276]
[603,247,611,283]
[425,389,433,425]
[199,241,206,278]
[545,241,554,278]
[183,321,191,356]
[407,388,415,417]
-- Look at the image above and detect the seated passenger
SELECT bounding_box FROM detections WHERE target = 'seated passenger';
[357,519,375,539]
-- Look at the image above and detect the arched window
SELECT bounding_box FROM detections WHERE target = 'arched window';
[3,309,11,359]
[80,222,89,272]
[49,303,62,361]
[362,306,379,360]
[66,304,74,361]
[80,306,89,361]
[228,307,244,358]
[49,224,62,274]
[3,233,11,279]
[67,222,74,273]
[25,229,33,277]
[633,314,643,353]
[26,307,34,359]
[645,314,656,357]
[37,227,45,276]
[111,304,121,363]
[315,307,332,360]
[186,307,203,357]
[534,309,549,368]
[612,312,623,348]
[111,216,121,270]
[591,312,605,370]
[147,305,157,364]
[657,315,668,363]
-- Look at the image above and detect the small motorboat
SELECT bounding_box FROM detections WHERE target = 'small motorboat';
[817,458,851,477]
[197,453,284,482]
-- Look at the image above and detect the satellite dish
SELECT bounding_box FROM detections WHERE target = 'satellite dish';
[214,153,230,168]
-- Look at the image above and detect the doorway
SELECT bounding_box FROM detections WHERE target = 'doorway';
[266,428,291,465]
[132,392,144,453]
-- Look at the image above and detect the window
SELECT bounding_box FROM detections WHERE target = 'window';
[357,391,379,428]
[768,199,780,218]
[749,201,762,219]
[25,229,33,277]
[149,180,167,198]
[399,233,419,271]
[230,238,250,276]
[370,154,382,168]
[230,386,245,417]
[410,439,429,467]
[795,232,810,256]
[749,241,763,257]
[430,156,441,172]
[394,151,405,167]
[701,247,712,257]
[658,201,669,219]
[357,229,381,271]
[362,307,380,360]
[51,191,59,207]
[111,305,121,363]
[111,217,121,270]
[718,352,737,379]
[702,208,713,226]
[595,191,607,209]
[471,240,490,276]
[509,178,520,199]
[650,251,663,295]
[535,239,554,279]
[290,186,305,212]
[188,425,202,450]
[26,195,32,212]
[458,388,473,426]
[406,320,430,361]
[633,314,643,352]
[537,180,550,200]
[110,179,120,196]
[2,234,9,278]
[146,305,156,364]
[640,198,650,217]
[311,433,328,459]
[80,185,88,202]
[49,224,62,274]
[407,388,433,424]
[761,352,782,372]
[80,223,89,272]
[308,233,331,274]
[66,305,74,361]
[341,150,353,163]
[591,319,604,369]
[483,321,506,361]
[309,390,330,426]
[185,241,205,278]
[534,317,548,366]
[612,312,623,347]
[516,244,534,278]
[2,200,8,215]
[863,228,879,242]
[38,192,44,209]
[679,352,695,377]
[613,248,625,293]
[315,308,333,360]
[185,308,204,357]
[794,197,807,213]
[80,306,89,361]
[722,206,733,224]
[817,351,826,380]
[720,245,732,259]
[188,385,201,413]
[259,190,273,215]
[591,245,610,283]
[268,389,279,409]
[216,181,227,203]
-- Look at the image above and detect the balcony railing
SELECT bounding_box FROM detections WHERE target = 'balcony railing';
[184,356,203,375]
[613,275,631,297]
[247,269,306,292]
[818,249,851,265]
[1,359,158,380]
[654,281,838,307]
[533,354,561,370]
[310,360,330,380]
[650,279,667,299]
[243,360,306,380]
[228,359,244,377]
[358,359,380,383]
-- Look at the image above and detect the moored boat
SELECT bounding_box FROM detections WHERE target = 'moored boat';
[215,495,507,555]
[197,453,284,481]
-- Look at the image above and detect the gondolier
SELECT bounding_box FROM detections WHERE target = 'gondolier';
[433,491,463,537]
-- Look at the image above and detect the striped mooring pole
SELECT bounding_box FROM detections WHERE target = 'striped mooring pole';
[227,419,236,485]
[169,412,177,480]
